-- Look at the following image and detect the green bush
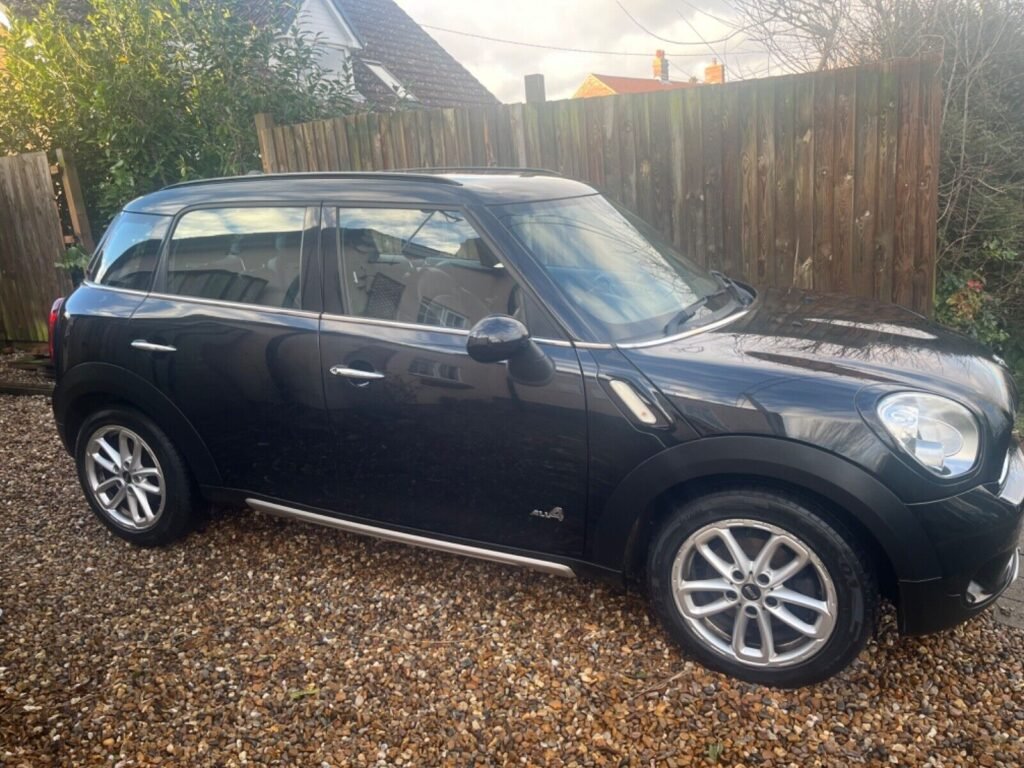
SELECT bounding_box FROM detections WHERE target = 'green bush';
[0,0,354,224]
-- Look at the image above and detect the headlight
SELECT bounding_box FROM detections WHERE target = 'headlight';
[876,393,980,478]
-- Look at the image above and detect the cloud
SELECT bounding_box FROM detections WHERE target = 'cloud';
[394,0,768,103]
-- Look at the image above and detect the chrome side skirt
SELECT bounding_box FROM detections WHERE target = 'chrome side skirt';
[246,498,576,578]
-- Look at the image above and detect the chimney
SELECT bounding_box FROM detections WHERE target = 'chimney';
[652,49,669,82]
[704,58,725,84]
[524,73,546,103]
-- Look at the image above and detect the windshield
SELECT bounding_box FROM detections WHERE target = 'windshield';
[494,194,736,343]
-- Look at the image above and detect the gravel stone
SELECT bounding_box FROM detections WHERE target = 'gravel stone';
[1,394,1023,766]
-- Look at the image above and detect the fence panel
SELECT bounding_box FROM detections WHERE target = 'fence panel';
[0,151,74,343]
[256,57,942,315]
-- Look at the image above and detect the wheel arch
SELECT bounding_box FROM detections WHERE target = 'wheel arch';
[589,436,940,586]
[54,362,221,487]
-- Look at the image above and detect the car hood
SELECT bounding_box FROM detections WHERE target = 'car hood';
[619,288,1018,451]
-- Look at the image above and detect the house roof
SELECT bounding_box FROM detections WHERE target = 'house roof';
[236,0,498,110]
[337,0,498,109]
[574,73,699,99]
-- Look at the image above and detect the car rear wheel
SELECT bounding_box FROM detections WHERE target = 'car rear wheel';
[647,487,879,687]
[75,407,195,546]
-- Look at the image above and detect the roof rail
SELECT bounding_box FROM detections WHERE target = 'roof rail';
[401,166,563,178]
[163,171,464,190]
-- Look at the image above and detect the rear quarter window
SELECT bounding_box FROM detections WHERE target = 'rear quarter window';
[88,212,170,291]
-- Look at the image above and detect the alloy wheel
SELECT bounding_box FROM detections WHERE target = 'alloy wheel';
[671,518,838,668]
[83,425,166,531]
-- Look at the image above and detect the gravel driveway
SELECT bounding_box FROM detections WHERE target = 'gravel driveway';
[1,394,1022,766]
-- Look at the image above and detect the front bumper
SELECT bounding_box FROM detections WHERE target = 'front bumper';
[897,443,1024,635]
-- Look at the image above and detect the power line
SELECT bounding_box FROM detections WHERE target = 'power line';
[418,22,764,58]
[613,0,750,46]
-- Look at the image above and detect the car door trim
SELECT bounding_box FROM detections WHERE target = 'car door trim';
[246,498,576,578]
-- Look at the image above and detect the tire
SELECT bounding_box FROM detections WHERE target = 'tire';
[647,486,879,687]
[74,406,196,546]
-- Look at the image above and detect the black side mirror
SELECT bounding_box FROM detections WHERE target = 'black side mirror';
[466,315,554,386]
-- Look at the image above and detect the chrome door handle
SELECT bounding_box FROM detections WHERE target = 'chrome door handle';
[131,340,177,353]
[330,365,384,380]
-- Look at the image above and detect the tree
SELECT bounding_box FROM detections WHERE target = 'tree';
[729,0,1024,386]
[0,0,354,223]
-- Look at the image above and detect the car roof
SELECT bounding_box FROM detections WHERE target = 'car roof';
[122,171,599,215]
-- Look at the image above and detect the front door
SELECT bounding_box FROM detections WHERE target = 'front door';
[126,204,332,508]
[318,205,588,556]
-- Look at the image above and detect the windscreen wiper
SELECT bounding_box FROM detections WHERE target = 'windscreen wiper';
[664,287,731,335]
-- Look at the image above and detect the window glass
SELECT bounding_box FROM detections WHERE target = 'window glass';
[494,194,732,343]
[88,212,169,290]
[166,207,307,309]
[337,208,514,330]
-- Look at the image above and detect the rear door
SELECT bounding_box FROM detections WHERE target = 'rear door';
[125,204,332,507]
[317,204,589,556]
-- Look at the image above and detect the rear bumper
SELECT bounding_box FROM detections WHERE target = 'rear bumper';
[897,444,1024,635]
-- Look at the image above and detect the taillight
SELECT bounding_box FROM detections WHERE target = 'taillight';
[48,297,64,361]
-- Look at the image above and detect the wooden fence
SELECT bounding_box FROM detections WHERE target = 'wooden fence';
[0,151,78,343]
[257,58,942,315]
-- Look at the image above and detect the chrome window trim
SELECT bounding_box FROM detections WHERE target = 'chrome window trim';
[81,280,150,298]
[146,291,321,320]
[320,311,471,336]
[616,309,752,349]
[247,498,576,578]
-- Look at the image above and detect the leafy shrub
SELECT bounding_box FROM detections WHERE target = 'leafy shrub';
[0,0,354,224]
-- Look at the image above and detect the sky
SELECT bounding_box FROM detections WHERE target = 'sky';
[394,0,771,103]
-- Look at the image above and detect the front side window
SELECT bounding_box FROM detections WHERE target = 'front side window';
[336,208,515,330]
[88,212,170,290]
[165,207,308,309]
[494,194,736,343]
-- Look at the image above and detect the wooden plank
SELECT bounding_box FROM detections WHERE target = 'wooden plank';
[633,95,654,225]
[345,117,363,171]
[915,57,942,316]
[415,110,432,168]
[55,148,95,252]
[272,126,290,173]
[601,96,623,204]
[755,83,775,284]
[254,113,277,174]
[378,113,395,169]
[583,98,605,186]
[792,76,815,288]
[832,67,857,296]
[700,85,724,272]
[428,109,446,166]
[368,112,385,169]
[507,103,528,167]
[874,63,899,303]
[618,95,639,213]
[893,59,921,309]
[719,84,743,279]
[812,71,836,292]
[441,108,459,167]
[538,102,558,172]
[321,120,340,170]
[334,118,352,171]
[301,121,320,171]
[739,83,760,285]
[283,125,302,173]
[852,68,880,300]
[773,76,796,288]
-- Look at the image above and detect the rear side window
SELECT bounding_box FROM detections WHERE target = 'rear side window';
[165,207,309,309]
[88,212,169,290]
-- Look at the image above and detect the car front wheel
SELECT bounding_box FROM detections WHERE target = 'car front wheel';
[647,487,879,687]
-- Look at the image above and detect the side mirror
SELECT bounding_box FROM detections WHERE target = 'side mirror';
[466,315,554,386]
[467,315,531,363]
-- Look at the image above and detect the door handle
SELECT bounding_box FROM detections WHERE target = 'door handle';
[131,340,177,353]
[330,365,385,381]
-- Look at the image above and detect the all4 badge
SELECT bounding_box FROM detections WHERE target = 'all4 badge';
[530,506,564,522]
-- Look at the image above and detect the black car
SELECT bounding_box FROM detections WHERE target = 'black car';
[50,171,1022,687]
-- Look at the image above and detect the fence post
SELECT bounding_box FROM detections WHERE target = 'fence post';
[55,148,95,253]
[254,113,277,173]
